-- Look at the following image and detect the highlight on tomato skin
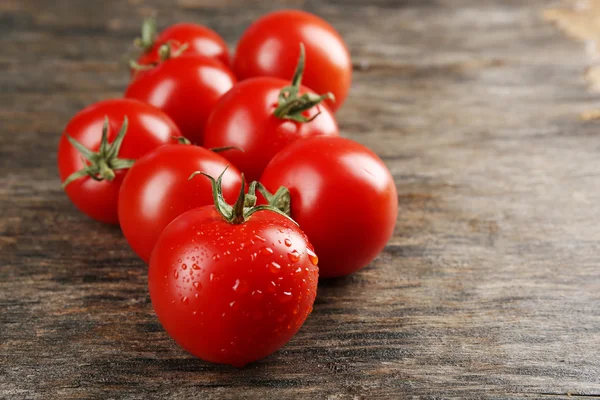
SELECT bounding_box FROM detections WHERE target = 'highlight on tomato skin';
[57,98,183,224]
[118,144,242,264]
[233,9,352,112]
[148,173,319,367]
[260,136,398,278]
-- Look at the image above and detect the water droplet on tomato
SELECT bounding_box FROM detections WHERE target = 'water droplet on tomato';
[181,264,187,270]
[181,296,188,304]
[288,250,300,263]
[173,270,179,279]
[212,254,220,262]
[267,281,277,293]
[210,273,214,282]
[306,248,318,266]
[192,264,200,270]
[260,247,274,256]
[254,234,266,242]
[279,291,293,303]
[194,293,199,299]
[284,238,292,247]
[193,311,197,315]
[232,279,249,294]
[269,261,281,274]
[177,259,182,263]
[193,281,202,290]
[252,289,263,300]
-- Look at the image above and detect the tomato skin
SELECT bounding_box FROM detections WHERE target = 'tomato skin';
[135,23,230,70]
[260,136,397,278]
[233,10,352,112]
[118,144,242,263]
[125,55,236,145]
[203,77,339,182]
[57,99,182,224]
[149,206,318,367]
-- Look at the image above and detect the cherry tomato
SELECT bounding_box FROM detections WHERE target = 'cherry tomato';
[125,51,236,145]
[260,136,397,278]
[134,18,230,71]
[119,144,242,263]
[204,46,338,182]
[149,175,318,367]
[234,10,352,112]
[58,98,182,224]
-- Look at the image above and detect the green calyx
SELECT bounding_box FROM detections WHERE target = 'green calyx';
[188,168,295,225]
[255,183,292,217]
[61,116,135,189]
[130,41,189,72]
[273,43,335,123]
[134,16,158,52]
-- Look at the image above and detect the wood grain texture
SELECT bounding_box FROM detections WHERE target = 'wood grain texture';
[1,0,600,398]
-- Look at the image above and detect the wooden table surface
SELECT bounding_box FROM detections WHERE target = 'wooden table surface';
[2,0,600,398]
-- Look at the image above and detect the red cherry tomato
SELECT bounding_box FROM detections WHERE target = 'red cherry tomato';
[134,19,229,71]
[234,10,352,112]
[204,76,338,182]
[260,136,398,278]
[58,99,182,224]
[119,144,242,263]
[149,176,318,367]
[125,53,236,145]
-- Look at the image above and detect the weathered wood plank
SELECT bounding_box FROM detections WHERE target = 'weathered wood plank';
[1,0,600,398]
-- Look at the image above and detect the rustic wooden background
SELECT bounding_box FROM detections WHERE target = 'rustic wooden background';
[2,0,600,398]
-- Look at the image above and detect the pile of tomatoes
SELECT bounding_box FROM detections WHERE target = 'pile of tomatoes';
[57,10,398,368]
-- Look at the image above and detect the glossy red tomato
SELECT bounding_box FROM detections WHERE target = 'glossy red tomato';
[149,176,318,367]
[134,19,230,71]
[260,136,398,278]
[203,77,338,182]
[125,53,236,145]
[234,10,352,112]
[58,99,182,224]
[119,144,242,263]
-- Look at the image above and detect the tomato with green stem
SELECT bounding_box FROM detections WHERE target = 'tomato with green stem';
[204,44,338,182]
[57,98,182,224]
[234,10,352,112]
[149,171,318,367]
[126,44,236,145]
[118,144,242,263]
[259,136,398,278]
[132,16,230,72]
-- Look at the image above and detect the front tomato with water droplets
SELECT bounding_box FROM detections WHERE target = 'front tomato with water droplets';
[148,174,318,367]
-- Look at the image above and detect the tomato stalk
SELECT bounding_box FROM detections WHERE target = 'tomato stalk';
[273,43,335,123]
[61,116,135,188]
[189,168,295,224]
[134,16,158,52]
